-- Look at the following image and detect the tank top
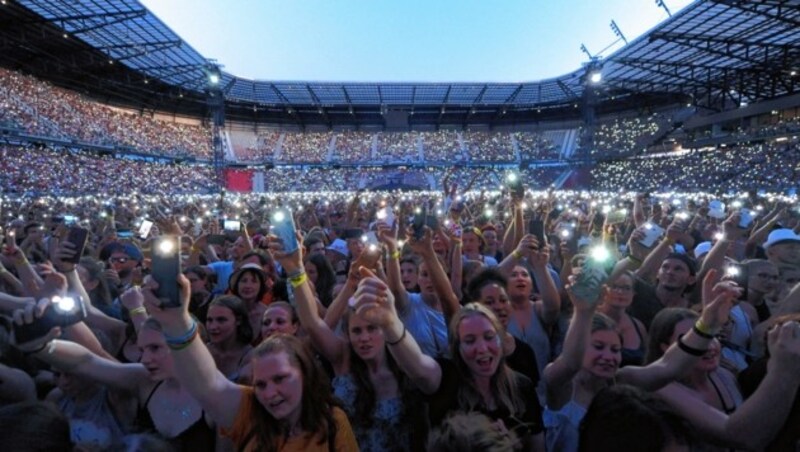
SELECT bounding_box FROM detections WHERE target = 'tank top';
[543,399,586,452]
[620,315,646,367]
[136,381,216,452]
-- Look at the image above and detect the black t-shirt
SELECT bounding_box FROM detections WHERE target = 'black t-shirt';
[630,276,664,329]
[429,358,544,436]
[506,337,540,388]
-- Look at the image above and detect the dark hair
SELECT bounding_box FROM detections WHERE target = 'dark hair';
[579,385,692,452]
[466,268,508,304]
[230,267,268,302]
[209,295,254,345]
[305,253,336,307]
[663,253,697,276]
[184,265,212,292]
[645,308,698,364]
[243,335,340,452]
[264,302,299,326]
[241,250,276,273]
[0,401,72,451]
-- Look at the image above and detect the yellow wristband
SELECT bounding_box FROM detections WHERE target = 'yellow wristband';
[129,306,147,316]
[512,249,523,260]
[694,318,715,337]
[390,249,401,260]
[289,272,308,288]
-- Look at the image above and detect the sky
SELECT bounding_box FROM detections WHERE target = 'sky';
[140,0,695,83]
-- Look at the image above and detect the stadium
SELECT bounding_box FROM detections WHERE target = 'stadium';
[1,1,800,451]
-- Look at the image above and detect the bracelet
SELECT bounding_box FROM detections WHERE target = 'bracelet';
[693,319,715,339]
[512,249,523,260]
[286,268,305,279]
[664,237,675,246]
[627,254,643,264]
[164,320,198,348]
[13,255,28,266]
[451,239,462,245]
[390,249,401,260]
[677,335,706,357]
[386,326,407,346]
[129,306,147,317]
[168,328,199,351]
[289,272,308,288]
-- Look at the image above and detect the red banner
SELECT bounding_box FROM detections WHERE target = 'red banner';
[224,168,253,192]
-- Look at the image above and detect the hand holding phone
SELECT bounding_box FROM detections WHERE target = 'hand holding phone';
[639,222,665,248]
[151,236,182,308]
[64,227,89,265]
[272,209,298,254]
[14,296,88,344]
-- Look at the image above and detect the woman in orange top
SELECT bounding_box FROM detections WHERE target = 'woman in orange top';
[142,275,359,452]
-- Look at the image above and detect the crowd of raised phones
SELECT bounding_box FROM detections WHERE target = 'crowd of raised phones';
[3,68,800,452]
[1,176,800,452]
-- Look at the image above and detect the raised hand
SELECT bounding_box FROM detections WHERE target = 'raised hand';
[352,267,398,328]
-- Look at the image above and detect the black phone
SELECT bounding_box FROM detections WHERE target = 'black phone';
[64,227,89,264]
[412,208,427,240]
[725,263,749,300]
[151,236,182,308]
[14,296,88,343]
[207,234,227,246]
[528,218,546,246]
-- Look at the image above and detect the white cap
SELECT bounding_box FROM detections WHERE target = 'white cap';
[763,229,800,249]
[694,241,712,259]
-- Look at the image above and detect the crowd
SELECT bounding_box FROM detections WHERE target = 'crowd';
[2,169,800,452]
[587,114,663,157]
[377,132,422,162]
[463,132,517,161]
[279,132,332,163]
[422,130,464,162]
[332,132,374,162]
[229,130,280,163]
[0,68,213,159]
[516,131,562,160]
[0,145,215,197]
[592,138,800,192]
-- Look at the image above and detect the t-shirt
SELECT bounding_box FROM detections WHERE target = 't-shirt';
[223,386,359,452]
[629,276,664,328]
[400,293,449,358]
[428,359,544,436]
[506,337,540,388]
[208,260,235,293]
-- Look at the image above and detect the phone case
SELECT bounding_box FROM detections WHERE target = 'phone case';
[272,210,298,253]
[64,227,89,264]
[14,297,87,343]
[639,224,665,248]
[151,236,182,308]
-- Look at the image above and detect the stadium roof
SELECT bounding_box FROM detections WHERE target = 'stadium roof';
[1,0,798,126]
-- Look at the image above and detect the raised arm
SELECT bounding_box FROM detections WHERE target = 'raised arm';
[270,239,347,368]
[353,268,442,394]
[141,275,242,430]
[409,226,460,326]
[529,243,561,326]
[543,286,598,409]
[377,221,410,313]
[657,321,800,450]
[618,271,740,390]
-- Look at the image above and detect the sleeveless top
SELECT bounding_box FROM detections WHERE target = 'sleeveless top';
[507,305,551,402]
[401,293,449,358]
[58,387,127,451]
[136,381,216,452]
[620,315,646,367]
[720,304,753,372]
[332,374,412,452]
[543,399,587,452]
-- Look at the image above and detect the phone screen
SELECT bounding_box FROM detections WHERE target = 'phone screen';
[138,220,154,240]
[639,223,665,248]
[272,209,298,253]
[224,220,241,232]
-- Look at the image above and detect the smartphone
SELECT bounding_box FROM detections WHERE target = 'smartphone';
[506,173,524,198]
[272,209,298,254]
[138,220,154,240]
[606,209,627,225]
[64,227,89,264]
[14,295,88,343]
[725,263,749,300]
[117,229,134,239]
[528,218,546,246]
[412,207,427,240]
[151,236,182,308]
[63,215,78,226]
[571,256,611,304]
[207,234,227,246]
[377,207,395,228]
[739,208,756,229]
[708,200,726,219]
[363,231,381,254]
[223,220,242,233]
[639,222,665,248]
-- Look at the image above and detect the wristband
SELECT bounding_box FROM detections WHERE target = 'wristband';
[386,326,407,346]
[289,272,308,288]
[129,306,147,317]
[164,320,198,349]
[168,327,199,351]
[664,237,675,246]
[693,319,715,339]
[286,268,305,279]
[627,254,642,264]
[677,335,706,356]
[512,249,523,260]
[390,249,402,260]
[13,254,28,266]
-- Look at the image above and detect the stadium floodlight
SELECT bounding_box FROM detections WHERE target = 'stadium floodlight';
[589,71,602,84]
[208,73,220,85]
